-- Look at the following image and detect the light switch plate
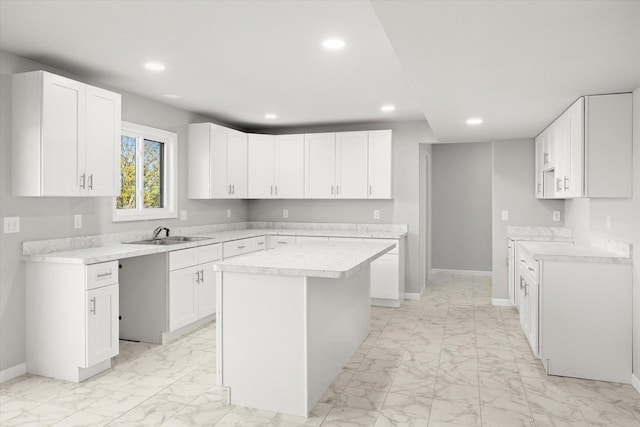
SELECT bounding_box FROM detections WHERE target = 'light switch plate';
[553,211,561,222]
[226,209,231,218]
[74,214,82,229]
[373,210,380,220]
[3,217,20,233]
[501,210,509,221]
[283,209,289,218]
[180,210,188,221]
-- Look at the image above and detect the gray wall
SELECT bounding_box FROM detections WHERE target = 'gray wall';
[563,87,640,378]
[248,121,437,296]
[491,140,565,300]
[0,51,249,372]
[431,142,493,271]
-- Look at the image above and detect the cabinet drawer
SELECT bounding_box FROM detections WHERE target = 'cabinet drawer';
[366,238,399,254]
[169,247,198,271]
[269,235,296,249]
[198,244,222,264]
[223,238,256,259]
[86,261,118,290]
[518,250,538,280]
[253,236,267,251]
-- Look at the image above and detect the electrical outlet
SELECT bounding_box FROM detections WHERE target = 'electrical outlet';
[501,210,509,221]
[226,209,231,218]
[180,210,188,221]
[3,217,20,233]
[373,210,380,220]
[606,215,612,231]
[283,209,289,218]
[553,211,561,222]
[74,214,82,229]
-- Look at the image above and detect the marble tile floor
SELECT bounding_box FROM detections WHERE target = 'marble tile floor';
[2,272,639,426]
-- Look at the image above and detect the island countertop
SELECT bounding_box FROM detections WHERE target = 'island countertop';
[213,241,396,278]
[518,241,632,264]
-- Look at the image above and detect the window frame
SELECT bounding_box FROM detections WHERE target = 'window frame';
[112,121,177,222]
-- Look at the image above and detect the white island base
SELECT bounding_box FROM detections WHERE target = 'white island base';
[216,267,371,416]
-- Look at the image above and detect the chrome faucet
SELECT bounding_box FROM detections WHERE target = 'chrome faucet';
[153,227,170,239]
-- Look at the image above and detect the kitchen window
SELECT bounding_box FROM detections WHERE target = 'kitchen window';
[113,121,177,221]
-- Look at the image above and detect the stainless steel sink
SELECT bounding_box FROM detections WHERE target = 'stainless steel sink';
[126,236,213,245]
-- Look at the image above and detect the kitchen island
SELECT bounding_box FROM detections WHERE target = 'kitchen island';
[213,241,395,417]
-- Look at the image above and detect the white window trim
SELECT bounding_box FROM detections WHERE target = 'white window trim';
[113,121,178,222]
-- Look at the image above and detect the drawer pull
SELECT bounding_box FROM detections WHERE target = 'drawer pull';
[97,271,112,278]
[520,259,526,264]
[237,245,246,249]
[90,297,96,315]
[528,267,535,272]
[257,242,265,245]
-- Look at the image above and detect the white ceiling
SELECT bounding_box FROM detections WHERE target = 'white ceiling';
[1,0,639,142]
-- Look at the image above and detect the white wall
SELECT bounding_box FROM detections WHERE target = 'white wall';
[563,87,640,378]
[248,121,436,295]
[491,140,565,300]
[431,142,493,271]
[0,51,249,373]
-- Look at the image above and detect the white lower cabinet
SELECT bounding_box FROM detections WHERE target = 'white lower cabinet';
[222,236,266,258]
[267,235,297,249]
[168,245,221,332]
[26,260,119,382]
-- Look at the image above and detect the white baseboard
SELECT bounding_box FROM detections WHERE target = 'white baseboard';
[491,298,513,307]
[370,298,401,308]
[404,293,421,301]
[0,363,26,383]
[430,268,492,277]
[632,373,640,394]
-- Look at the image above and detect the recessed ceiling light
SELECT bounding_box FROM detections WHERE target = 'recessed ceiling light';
[322,39,346,50]
[381,105,396,112]
[265,113,278,119]
[144,62,165,71]
[163,94,180,99]
[466,118,483,125]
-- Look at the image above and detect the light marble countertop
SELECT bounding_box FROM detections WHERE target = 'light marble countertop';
[22,228,405,265]
[518,241,632,264]
[507,226,573,242]
[214,241,396,278]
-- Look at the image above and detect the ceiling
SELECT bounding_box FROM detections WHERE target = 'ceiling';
[1,1,639,142]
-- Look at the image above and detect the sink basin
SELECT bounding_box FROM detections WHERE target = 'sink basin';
[126,236,213,245]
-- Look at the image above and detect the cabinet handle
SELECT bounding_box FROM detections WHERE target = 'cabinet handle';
[90,297,96,315]
[336,185,339,195]
[257,241,264,245]
[556,178,562,191]
[232,184,235,194]
[80,173,86,190]
[195,270,200,283]
[524,283,529,297]
[564,176,569,190]
[543,153,549,164]
[200,269,204,282]
[520,259,526,264]
[369,185,372,195]
[519,277,524,290]
[331,185,334,195]
[97,271,112,278]
[270,186,273,195]
[88,174,93,190]
[537,183,541,193]
[528,267,535,272]
[275,185,277,196]
[237,245,246,249]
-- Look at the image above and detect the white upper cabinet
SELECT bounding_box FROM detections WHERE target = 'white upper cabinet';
[535,93,632,199]
[305,133,336,198]
[367,130,393,199]
[274,134,305,198]
[188,123,248,199]
[12,71,121,197]
[335,131,368,199]
[247,134,304,199]
[248,134,276,198]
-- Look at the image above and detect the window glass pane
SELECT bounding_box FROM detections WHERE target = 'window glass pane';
[144,139,164,208]
[117,135,137,209]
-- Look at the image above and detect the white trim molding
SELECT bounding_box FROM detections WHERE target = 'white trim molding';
[632,373,640,395]
[404,293,421,301]
[0,363,26,383]
[491,298,513,307]
[430,268,492,277]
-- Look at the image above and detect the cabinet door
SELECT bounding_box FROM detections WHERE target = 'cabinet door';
[368,130,392,199]
[370,254,399,300]
[85,85,121,196]
[42,72,85,196]
[227,129,248,198]
[86,284,119,367]
[197,262,217,318]
[305,133,336,198]
[247,134,275,198]
[275,134,305,198]
[507,241,515,306]
[534,137,543,198]
[169,267,198,331]
[519,275,529,333]
[550,120,565,197]
[210,125,229,198]
[566,98,584,198]
[528,280,539,357]
[336,131,368,199]
[188,123,212,198]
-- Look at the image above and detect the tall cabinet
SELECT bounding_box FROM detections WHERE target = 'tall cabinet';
[12,71,121,197]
